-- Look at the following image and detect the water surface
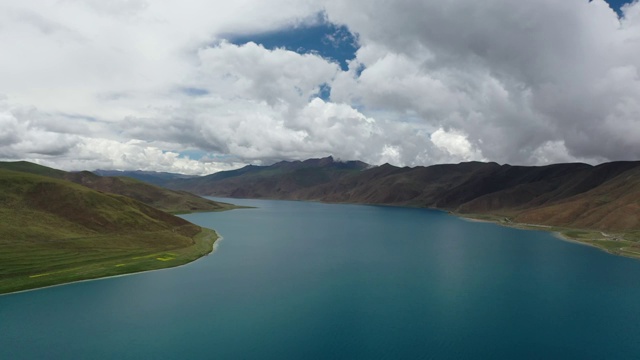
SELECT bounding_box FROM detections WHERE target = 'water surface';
[2,198,640,359]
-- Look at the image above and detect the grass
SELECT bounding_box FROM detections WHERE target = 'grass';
[0,161,241,215]
[0,168,224,295]
[108,176,240,214]
[0,228,218,294]
[0,161,66,178]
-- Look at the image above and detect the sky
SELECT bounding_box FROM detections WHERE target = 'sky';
[0,0,639,175]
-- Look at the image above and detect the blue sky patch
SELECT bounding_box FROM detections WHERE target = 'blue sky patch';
[226,14,358,71]
[316,83,332,101]
[179,149,207,160]
[602,0,635,16]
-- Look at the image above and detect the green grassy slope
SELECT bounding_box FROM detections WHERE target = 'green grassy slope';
[65,171,236,213]
[0,161,236,214]
[0,169,217,294]
[0,161,67,178]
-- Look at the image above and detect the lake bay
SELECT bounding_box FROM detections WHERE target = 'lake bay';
[2,198,640,359]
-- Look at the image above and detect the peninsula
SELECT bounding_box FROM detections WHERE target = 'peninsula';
[0,162,238,294]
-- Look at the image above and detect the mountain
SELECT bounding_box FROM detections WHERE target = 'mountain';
[167,156,370,198]
[0,161,235,214]
[166,157,640,242]
[513,165,640,231]
[0,168,221,294]
[93,169,197,187]
[0,160,67,178]
[64,171,235,214]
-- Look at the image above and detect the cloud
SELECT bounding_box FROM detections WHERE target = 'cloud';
[193,41,341,107]
[0,0,639,174]
[0,100,81,159]
[327,0,640,164]
[430,128,484,161]
[0,100,243,174]
[68,137,243,174]
[118,42,471,167]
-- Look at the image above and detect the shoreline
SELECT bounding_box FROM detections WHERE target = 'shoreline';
[457,213,639,260]
[0,229,222,297]
[6,196,635,296]
[208,195,640,261]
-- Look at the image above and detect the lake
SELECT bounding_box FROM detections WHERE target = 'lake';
[2,198,640,359]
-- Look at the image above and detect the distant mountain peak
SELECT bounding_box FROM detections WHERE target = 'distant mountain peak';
[302,156,335,166]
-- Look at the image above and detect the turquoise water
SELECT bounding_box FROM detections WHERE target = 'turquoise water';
[2,198,640,359]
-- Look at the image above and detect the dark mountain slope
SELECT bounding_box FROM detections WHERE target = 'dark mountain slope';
[514,165,640,231]
[458,161,640,214]
[169,156,369,198]
[167,158,640,234]
[296,162,495,205]
[93,169,197,187]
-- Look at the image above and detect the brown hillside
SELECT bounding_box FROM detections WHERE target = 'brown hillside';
[167,158,640,233]
[515,166,640,231]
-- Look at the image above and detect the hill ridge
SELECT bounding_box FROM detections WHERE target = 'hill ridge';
[0,163,236,294]
[0,161,235,214]
[165,159,640,235]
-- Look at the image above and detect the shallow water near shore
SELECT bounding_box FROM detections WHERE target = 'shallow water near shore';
[2,198,640,359]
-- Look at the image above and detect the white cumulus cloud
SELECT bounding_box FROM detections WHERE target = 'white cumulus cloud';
[0,0,639,173]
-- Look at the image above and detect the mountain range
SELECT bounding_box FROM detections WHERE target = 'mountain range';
[3,156,640,293]
[30,156,640,258]
[159,156,640,252]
